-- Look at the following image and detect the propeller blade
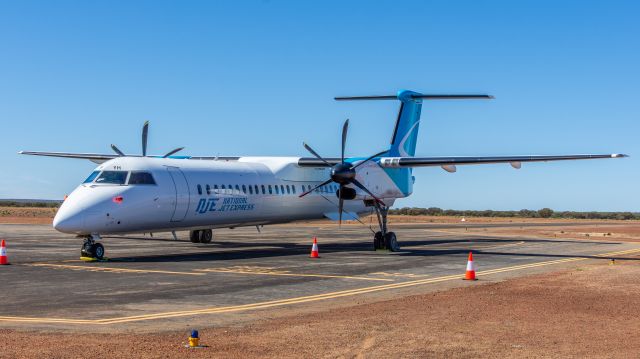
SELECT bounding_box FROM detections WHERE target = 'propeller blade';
[338,193,344,227]
[110,144,125,157]
[351,178,385,205]
[303,142,331,167]
[142,121,149,156]
[298,178,333,198]
[352,150,389,170]
[341,119,349,163]
[162,147,185,158]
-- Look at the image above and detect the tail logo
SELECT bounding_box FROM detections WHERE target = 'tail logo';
[397,120,420,157]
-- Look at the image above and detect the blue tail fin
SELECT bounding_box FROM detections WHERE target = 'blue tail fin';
[388,90,423,157]
[334,90,491,197]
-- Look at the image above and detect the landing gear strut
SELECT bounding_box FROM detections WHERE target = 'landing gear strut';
[372,203,399,251]
[190,229,213,244]
[80,234,105,259]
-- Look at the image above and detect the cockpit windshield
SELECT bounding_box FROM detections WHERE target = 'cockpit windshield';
[83,171,100,184]
[95,171,128,185]
[128,171,156,185]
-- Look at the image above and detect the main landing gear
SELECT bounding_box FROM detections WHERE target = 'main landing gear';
[372,203,400,252]
[189,229,213,244]
[80,234,105,259]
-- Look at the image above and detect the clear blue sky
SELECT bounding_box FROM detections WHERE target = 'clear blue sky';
[0,1,637,211]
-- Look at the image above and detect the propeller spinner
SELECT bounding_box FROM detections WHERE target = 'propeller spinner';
[299,119,387,225]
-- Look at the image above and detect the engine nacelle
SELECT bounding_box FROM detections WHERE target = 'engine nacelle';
[336,187,357,200]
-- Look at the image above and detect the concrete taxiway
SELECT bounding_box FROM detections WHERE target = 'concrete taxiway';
[0,222,638,331]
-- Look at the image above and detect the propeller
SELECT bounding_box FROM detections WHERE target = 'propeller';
[299,119,388,226]
[110,122,185,158]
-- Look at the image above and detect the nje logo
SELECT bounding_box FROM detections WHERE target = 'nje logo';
[195,197,255,214]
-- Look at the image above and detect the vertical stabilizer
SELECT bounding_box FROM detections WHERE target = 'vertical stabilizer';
[388,90,423,157]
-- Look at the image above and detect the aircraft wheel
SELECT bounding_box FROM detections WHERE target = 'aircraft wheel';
[384,232,400,252]
[190,230,201,243]
[200,229,213,244]
[81,241,94,257]
[373,231,384,250]
[92,243,105,259]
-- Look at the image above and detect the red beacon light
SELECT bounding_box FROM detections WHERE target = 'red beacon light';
[113,196,124,204]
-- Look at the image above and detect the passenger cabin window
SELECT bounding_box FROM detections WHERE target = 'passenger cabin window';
[206,184,211,195]
[261,185,266,194]
[292,185,296,194]
[268,185,273,194]
[83,171,100,184]
[128,171,156,185]
[197,184,203,195]
[248,185,253,195]
[242,185,247,194]
[235,185,240,194]
[275,185,279,195]
[280,185,285,194]
[95,171,127,185]
[254,185,259,194]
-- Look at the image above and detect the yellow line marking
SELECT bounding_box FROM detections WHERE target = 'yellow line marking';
[370,272,430,279]
[195,267,393,282]
[25,263,205,276]
[3,247,639,325]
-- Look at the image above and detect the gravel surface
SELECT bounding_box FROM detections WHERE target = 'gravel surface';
[2,259,639,358]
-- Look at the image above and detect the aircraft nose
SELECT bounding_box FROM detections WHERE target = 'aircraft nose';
[53,209,85,234]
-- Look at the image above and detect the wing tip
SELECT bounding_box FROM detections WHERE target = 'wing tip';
[612,153,629,158]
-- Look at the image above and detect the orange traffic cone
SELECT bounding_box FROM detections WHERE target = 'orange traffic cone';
[464,251,476,280]
[0,239,8,265]
[310,237,320,258]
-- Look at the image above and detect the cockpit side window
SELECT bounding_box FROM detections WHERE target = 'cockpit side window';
[128,171,156,185]
[95,171,128,185]
[83,171,100,184]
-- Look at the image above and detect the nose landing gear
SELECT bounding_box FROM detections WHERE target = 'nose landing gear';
[81,234,105,259]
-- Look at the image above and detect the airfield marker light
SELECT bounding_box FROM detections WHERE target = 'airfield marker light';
[113,196,124,204]
[188,329,200,348]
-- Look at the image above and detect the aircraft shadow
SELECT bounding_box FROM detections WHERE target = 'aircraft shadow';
[106,236,636,263]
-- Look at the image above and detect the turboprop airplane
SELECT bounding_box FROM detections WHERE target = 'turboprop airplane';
[20,90,627,259]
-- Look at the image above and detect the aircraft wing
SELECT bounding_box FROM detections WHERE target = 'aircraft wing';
[19,150,243,164]
[298,153,628,169]
[19,151,120,164]
[377,154,628,171]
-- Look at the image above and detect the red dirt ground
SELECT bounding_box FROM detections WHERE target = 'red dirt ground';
[2,259,639,358]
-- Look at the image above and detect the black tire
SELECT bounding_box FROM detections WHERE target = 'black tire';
[200,229,213,244]
[81,241,95,258]
[384,232,400,252]
[373,231,384,250]
[190,230,201,243]
[92,243,105,260]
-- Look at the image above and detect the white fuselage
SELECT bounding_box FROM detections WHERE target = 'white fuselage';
[53,157,402,235]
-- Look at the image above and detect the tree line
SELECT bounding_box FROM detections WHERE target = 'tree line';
[389,207,639,220]
[0,200,61,208]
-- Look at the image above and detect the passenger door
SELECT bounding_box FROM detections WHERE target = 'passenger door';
[167,167,190,222]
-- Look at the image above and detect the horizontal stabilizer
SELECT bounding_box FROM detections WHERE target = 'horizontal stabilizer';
[335,94,493,101]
